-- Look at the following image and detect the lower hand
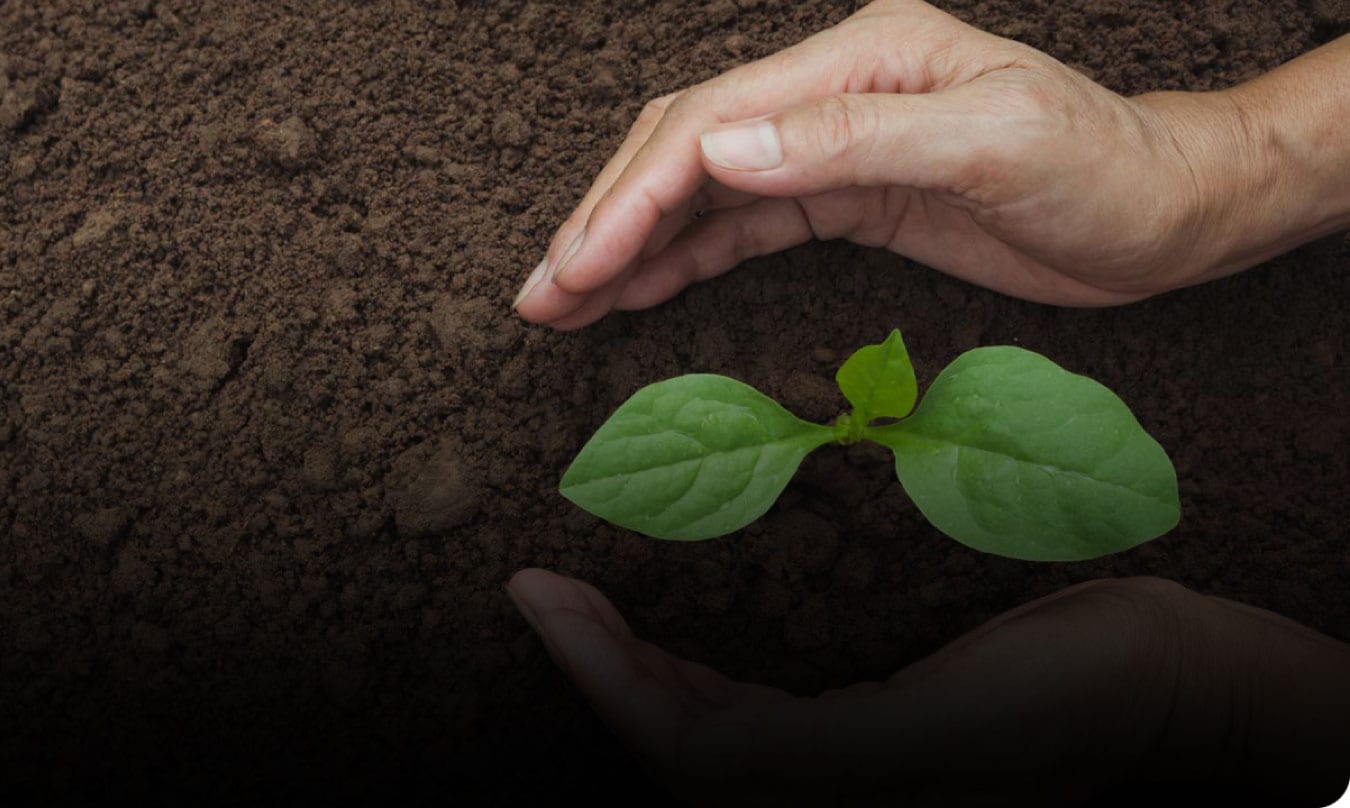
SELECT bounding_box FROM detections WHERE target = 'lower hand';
[507,569,1350,805]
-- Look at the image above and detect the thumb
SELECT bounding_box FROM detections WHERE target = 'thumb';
[698,91,985,197]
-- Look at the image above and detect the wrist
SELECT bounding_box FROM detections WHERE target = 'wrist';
[1134,39,1350,291]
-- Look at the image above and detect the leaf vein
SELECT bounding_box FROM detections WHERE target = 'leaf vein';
[902,430,1173,509]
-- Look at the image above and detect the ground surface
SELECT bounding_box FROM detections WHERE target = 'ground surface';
[2,0,1347,802]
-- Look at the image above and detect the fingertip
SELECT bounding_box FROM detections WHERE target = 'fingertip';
[546,306,610,332]
[511,259,549,310]
[506,568,597,619]
[507,567,556,594]
[545,275,631,330]
[511,269,596,326]
[551,249,615,295]
[505,568,560,621]
[509,292,552,324]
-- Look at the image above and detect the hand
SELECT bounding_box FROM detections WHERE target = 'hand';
[512,2,1350,330]
[513,0,1220,329]
[507,569,1350,806]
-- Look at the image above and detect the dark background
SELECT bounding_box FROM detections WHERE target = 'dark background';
[2,0,1347,803]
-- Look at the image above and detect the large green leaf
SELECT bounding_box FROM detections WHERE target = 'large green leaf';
[560,374,834,540]
[835,329,918,421]
[872,347,1179,561]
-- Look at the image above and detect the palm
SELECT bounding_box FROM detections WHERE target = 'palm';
[798,182,1154,308]
[795,184,1098,305]
[507,569,1188,807]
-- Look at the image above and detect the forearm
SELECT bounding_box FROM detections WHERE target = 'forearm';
[1139,35,1350,290]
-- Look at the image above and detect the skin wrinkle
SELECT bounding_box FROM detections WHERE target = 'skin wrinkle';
[1135,99,1209,291]
[880,186,917,250]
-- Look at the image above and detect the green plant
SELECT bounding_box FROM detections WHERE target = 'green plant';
[560,330,1179,561]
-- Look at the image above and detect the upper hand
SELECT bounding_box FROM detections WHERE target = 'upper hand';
[512,0,1224,330]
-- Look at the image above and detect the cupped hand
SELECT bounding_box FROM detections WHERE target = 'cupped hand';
[507,569,1350,806]
[512,0,1226,330]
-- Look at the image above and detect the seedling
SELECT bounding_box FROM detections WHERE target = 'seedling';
[561,330,1179,561]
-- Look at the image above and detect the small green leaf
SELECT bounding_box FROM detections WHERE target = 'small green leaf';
[561,374,834,540]
[836,329,918,422]
[872,347,1179,561]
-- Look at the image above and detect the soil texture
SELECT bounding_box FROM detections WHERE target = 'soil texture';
[2,0,1347,802]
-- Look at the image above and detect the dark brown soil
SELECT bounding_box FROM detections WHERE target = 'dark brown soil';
[2,0,1347,803]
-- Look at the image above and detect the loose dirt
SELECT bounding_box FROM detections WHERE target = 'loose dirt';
[2,0,1347,802]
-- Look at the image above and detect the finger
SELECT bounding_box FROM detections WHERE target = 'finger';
[698,88,995,200]
[634,179,762,266]
[516,259,635,326]
[515,178,757,322]
[507,569,687,757]
[512,92,679,318]
[550,1,1021,297]
[517,178,761,324]
[508,569,713,706]
[538,603,691,763]
[613,197,814,312]
[524,100,751,302]
[688,180,760,217]
[548,28,873,295]
[539,92,679,273]
[507,569,789,764]
[508,569,787,711]
[547,274,633,331]
[509,568,635,642]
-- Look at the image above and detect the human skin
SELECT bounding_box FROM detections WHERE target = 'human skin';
[507,570,1350,806]
[511,0,1350,329]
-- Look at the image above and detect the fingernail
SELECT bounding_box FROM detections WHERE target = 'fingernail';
[512,259,549,309]
[552,230,585,283]
[700,120,782,171]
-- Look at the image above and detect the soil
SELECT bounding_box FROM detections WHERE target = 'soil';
[2,0,1347,803]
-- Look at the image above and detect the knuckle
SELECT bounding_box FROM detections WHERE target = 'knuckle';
[636,93,677,128]
[810,95,871,164]
[629,91,675,129]
[668,85,710,118]
[730,216,760,264]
